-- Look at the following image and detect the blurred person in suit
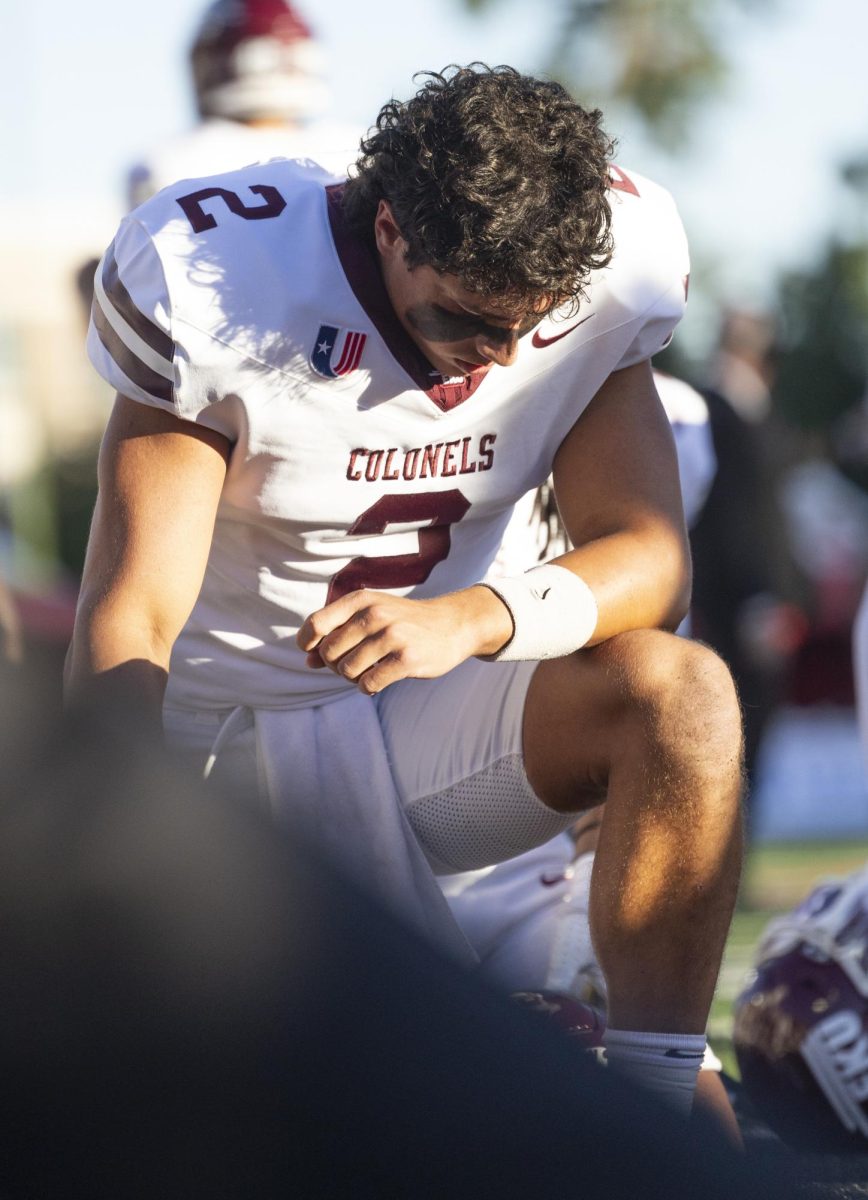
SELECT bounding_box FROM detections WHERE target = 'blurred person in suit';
[691,310,806,788]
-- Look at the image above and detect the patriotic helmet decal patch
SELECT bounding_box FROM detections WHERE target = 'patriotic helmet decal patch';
[310,324,367,379]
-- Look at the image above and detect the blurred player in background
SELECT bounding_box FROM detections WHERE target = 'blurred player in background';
[127,0,360,208]
[732,862,868,1157]
[67,65,744,1119]
[77,0,359,316]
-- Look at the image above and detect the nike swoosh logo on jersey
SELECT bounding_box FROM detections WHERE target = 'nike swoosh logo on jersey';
[532,313,595,348]
[540,872,567,887]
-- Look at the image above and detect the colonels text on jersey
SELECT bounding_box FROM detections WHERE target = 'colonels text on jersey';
[88,157,688,712]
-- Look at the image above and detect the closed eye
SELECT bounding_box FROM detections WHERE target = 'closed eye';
[407,300,545,346]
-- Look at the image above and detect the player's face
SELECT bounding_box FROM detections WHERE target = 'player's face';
[374,201,548,378]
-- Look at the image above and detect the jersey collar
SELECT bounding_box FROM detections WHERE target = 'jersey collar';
[325,184,490,412]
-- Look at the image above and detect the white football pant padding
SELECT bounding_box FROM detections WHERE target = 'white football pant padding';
[404,754,580,875]
[443,843,605,1000]
[541,851,605,998]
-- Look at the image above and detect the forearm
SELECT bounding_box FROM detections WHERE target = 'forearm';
[64,597,172,740]
[551,522,691,644]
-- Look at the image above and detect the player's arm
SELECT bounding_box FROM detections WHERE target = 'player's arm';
[548,357,691,642]
[64,394,230,738]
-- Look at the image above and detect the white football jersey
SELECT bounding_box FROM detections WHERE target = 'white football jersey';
[88,157,689,712]
[126,117,361,209]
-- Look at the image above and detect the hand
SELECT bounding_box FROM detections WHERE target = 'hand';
[296,586,513,695]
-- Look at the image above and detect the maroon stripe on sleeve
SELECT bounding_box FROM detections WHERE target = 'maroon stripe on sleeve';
[92,298,174,405]
[102,243,175,361]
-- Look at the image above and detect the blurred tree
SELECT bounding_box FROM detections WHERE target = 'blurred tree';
[463,0,777,150]
[772,241,868,433]
[772,160,868,438]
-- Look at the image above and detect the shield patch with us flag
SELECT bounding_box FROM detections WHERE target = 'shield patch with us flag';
[310,324,367,379]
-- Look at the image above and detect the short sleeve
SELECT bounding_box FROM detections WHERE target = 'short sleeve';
[86,215,240,442]
[87,218,178,416]
[610,171,690,371]
[614,274,688,370]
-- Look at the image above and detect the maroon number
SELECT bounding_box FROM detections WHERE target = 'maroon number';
[328,490,471,603]
[176,184,287,233]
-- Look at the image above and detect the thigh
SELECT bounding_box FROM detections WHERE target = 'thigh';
[377,658,579,873]
[377,657,534,799]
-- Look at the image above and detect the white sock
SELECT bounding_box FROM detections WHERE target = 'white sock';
[602,1027,705,1119]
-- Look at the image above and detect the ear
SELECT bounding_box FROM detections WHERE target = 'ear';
[373,199,405,258]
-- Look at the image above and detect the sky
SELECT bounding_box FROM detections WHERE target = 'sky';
[6,0,868,339]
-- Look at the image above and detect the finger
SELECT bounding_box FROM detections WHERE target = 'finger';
[330,630,394,681]
[296,589,376,652]
[315,604,390,668]
[354,652,411,696]
[305,649,327,669]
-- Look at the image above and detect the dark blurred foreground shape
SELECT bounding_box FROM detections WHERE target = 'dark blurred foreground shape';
[0,668,783,1200]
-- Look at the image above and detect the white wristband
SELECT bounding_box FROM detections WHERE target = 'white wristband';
[481,563,598,662]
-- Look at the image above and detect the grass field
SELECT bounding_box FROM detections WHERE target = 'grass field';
[709,838,868,1075]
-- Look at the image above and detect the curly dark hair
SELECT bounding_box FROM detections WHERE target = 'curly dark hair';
[342,64,615,310]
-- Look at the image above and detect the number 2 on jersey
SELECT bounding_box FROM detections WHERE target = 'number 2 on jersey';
[176,185,287,233]
[328,491,471,603]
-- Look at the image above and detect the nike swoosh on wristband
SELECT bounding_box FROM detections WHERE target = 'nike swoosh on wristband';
[532,313,595,348]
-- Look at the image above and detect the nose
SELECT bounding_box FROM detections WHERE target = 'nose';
[476,329,520,368]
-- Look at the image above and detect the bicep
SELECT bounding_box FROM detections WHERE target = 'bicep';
[79,393,230,651]
[552,360,687,548]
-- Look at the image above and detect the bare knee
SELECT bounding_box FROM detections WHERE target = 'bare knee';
[524,630,743,813]
[592,630,743,782]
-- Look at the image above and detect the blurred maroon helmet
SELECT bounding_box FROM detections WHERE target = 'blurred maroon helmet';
[733,868,868,1151]
[190,0,326,123]
[511,989,606,1051]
